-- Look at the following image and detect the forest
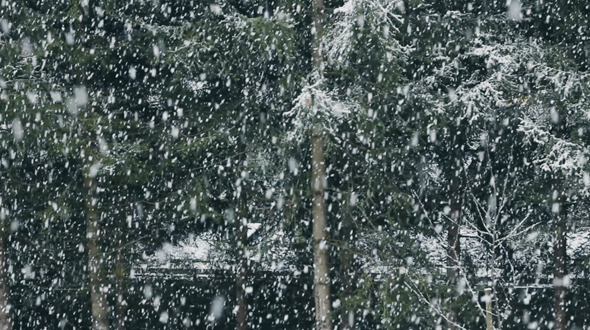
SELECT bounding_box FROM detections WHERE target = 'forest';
[1,0,590,329]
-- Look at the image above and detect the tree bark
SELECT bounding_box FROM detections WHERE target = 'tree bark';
[84,175,109,330]
[311,0,325,70]
[0,224,11,330]
[236,190,248,330]
[312,128,333,330]
[338,191,355,330]
[338,241,353,330]
[552,112,568,330]
[310,0,332,328]
[114,246,128,330]
[485,288,493,330]
[447,175,462,330]
[553,189,567,330]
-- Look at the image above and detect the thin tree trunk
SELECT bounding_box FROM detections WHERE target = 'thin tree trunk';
[338,190,355,330]
[338,241,353,330]
[114,246,128,330]
[312,128,333,330]
[485,288,493,330]
[84,175,109,330]
[552,112,567,330]
[0,224,11,330]
[553,189,567,330]
[447,175,462,330]
[236,190,248,330]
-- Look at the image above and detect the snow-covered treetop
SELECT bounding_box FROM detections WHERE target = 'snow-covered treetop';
[285,72,355,141]
[326,0,406,69]
[416,31,590,181]
[285,0,407,141]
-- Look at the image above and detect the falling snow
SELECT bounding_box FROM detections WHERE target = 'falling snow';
[1,1,590,329]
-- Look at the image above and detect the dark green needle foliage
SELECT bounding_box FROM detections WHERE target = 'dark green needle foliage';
[1,0,590,329]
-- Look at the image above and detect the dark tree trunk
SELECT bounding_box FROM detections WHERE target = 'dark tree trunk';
[114,246,128,330]
[447,175,462,330]
[338,242,353,330]
[553,216,567,330]
[0,224,11,330]
[552,112,568,330]
[338,192,355,330]
[553,185,567,330]
[84,175,109,330]
[235,145,249,330]
[236,191,248,330]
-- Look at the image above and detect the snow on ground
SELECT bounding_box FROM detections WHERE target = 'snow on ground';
[138,223,590,281]
[136,222,299,277]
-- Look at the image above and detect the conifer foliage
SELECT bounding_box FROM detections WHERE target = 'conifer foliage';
[1,0,590,329]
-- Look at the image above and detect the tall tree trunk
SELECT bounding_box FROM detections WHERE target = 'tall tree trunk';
[553,213,567,330]
[311,0,332,328]
[552,112,568,330]
[447,175,462,330]
[114,246,128,330]
[553,181,567,330]
[312,128,333,330]
[0,224,11,330]
[84,175,109,330]
[338,191,355,330]
[338,241,353,330]
[311,0,325,70]
[236,190,248,330]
